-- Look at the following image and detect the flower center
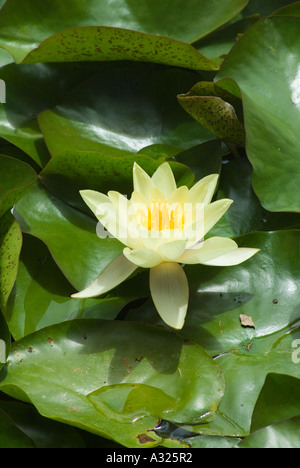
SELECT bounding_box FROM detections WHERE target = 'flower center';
[135,201,185,231]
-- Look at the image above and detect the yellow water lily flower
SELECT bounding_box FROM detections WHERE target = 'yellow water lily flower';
[71,162,259,329]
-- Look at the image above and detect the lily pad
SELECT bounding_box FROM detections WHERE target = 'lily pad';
[194,14,260,64]
[38,65,215,157]
[238,416,300,448]
[0,212,22,312]
[23,26,219,71]
[40,150,194,211]
[0,310,9,368]
[250,373,300,432]
[210,158,300,238]
[273,2,300,15]
[217,16,300,211]
[0,400,85,448]
[0,320,224,447]
[178,93,245,147]
[126,230,300,435]
[6,235,133,340]
[0,155,37,217]
[13,183,124,290]
[0,61,106,166]
[0,0,249,63]
[0,408,36,448]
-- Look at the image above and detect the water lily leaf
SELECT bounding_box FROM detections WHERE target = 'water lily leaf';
[0,310,9,368]
[0,400,85,448]
[179,80,243,119]
[23,26,218,71]
[0,155,37,217]
[0,320,224,448]
[126,230,300,436]
[187,434,240,448]
[0,143,40,172]
[273,2,300,15]
[38,65,215,157]
[0,0,249,64]
[183,231,300,436]
[6,235,133,340]
[210,158,300,238]
[0,407,36,448]
[194,14,259,64]
[241,0,293,17]
[178,90,245,146]
[0,212,22,312]
[250,373,300,432]
[0,47,13,67]
[238,416,300,448]
[174,140,223,182]
[13,183,124,291]
[216,16,300,211]
[39,150,194,211]
[0,61,104,166]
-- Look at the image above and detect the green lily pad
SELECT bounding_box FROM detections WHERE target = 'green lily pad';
[0,320,224,448]
[250,373,300,432]
[273,2,300,15]
[174,140,223,182]
[23,26,218,71]
[210,158,300,238]
[182,229,300,437]
[238,416,300,448]
[217,16,300,211]
[0,310,9,368]
[241,0,293,17]
[194,14,259,64]
[0,47,13,67]
[187,434,240,448]
[40,150,194,211]
[178,83,245,146]
[0,61,106,166]
[0,0,249,64]
[13,183,124,290]
[6,235,133,340]
[126,230,300,436]
[0,400,85,448]
[38,65,215,158]
[0,212,22,312]
[0,155,37,217]
[0,407,36,448]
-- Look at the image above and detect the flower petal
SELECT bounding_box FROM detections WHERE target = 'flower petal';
[158,239,187,261]
[151,162,177,197]
[188,174,219,206]
[105,191,144,249]
[130,190,149,205]
[185,198,233,246]
[167,185,189,205]
[80,189,112,220]
[123,247,163,268]
[179,236,239,264]
[150,262,189,330]
[203,199,233,236]
[80,189,131,245]
[71,254,138,298]
[202,247,260,266]
[133,163,154,200]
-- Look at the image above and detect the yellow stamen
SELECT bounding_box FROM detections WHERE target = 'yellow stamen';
[135,201,185,231]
